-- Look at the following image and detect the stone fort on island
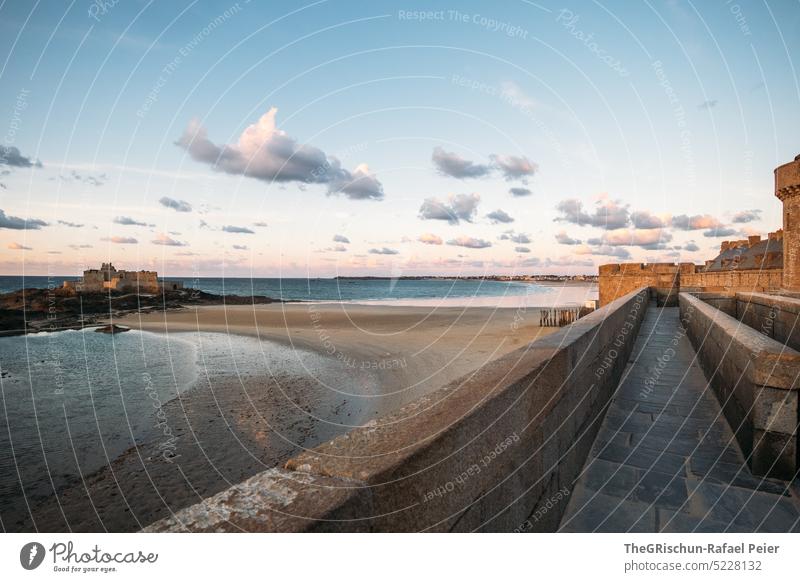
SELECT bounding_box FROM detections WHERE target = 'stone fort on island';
[62,263,183,294]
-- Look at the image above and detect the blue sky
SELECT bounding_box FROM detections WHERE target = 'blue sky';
[1,0,798,277]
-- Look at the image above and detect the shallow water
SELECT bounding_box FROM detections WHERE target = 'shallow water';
[0,327,377,529]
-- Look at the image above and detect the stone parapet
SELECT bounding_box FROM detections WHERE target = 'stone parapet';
[144,288,650,532]
[736,292,800,352]
[679,292,800,480]
[681,269,782,293]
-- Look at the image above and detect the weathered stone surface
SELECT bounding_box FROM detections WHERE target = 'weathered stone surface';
[142,468,372,532]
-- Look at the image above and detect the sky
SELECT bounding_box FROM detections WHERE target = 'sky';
[0,0,798,278]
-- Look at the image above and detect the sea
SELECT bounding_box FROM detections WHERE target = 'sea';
[0,275,596,306]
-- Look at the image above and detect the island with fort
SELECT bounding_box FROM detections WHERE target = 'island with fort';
[0,262,284,336]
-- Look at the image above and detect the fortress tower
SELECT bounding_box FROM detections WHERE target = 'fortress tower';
[775,154,800,292]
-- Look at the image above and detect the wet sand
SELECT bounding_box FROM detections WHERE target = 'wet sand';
[114,302,557,413]
[15,303,557,532]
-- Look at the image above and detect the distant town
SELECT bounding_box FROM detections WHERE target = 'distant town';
[333,274,599,282]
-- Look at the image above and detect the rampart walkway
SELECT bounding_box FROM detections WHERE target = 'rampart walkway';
[559,304,800,532]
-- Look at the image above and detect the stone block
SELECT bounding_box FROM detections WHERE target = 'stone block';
[752,386,798,435]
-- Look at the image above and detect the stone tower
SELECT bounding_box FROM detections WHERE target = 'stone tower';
[775,154,800,292]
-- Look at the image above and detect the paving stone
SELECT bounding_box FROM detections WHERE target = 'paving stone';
[559,486,656,533]
[689,481,799,532]
[597,441,687,475]
[688,456,791,496]
[656,509,752,533]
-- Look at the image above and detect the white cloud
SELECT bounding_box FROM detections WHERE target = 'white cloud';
[447,236,492,249]
[152,233,187,246]
[176,108,384,200]
[555,197,630,230]
[491,154,537,181]
[418,193,480,224]
[588,228,672,248]
[431,147,491,179]
[555,231,582,245]
[418,233,443,245]
[103,236,138,244]
[630,210,667,229]
[487,209,514,224]
[498,230,531,244]
[159,196,192,212]
[114,216,150,227]
[670,214,722,230]
[0,208,47,230]
[731,209,761,223]
[222,225,255,234]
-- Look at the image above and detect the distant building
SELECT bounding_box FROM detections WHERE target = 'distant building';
[62,263,183,294]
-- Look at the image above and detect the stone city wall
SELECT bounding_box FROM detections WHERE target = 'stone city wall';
[599,263,783,307]
[598,263,686,307]
[679,292,800,480]
[144,288,650,532]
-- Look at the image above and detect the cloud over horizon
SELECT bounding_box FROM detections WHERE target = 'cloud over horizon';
[498,230,531,244]
[152,233,187,246]
[103,236,138,244]
[0,146,41,168]
[114,216,150,227]
[0,208,48,230]
[487,209,514,224]
[555,197,630,230]
[491,154,537,181]
[587,228,673,249]
[555,231,582,245]
[176,108,384,200]
[222,225,255,234]
[418,193,480,224]
[418,233,443,245]
[731,209,761,223]
[159,196,192,212]
[447,236,492,249]
[432,147,491,179]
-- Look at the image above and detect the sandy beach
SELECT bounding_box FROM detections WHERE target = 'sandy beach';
[114,302,558,413]
[13,302,558,532]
